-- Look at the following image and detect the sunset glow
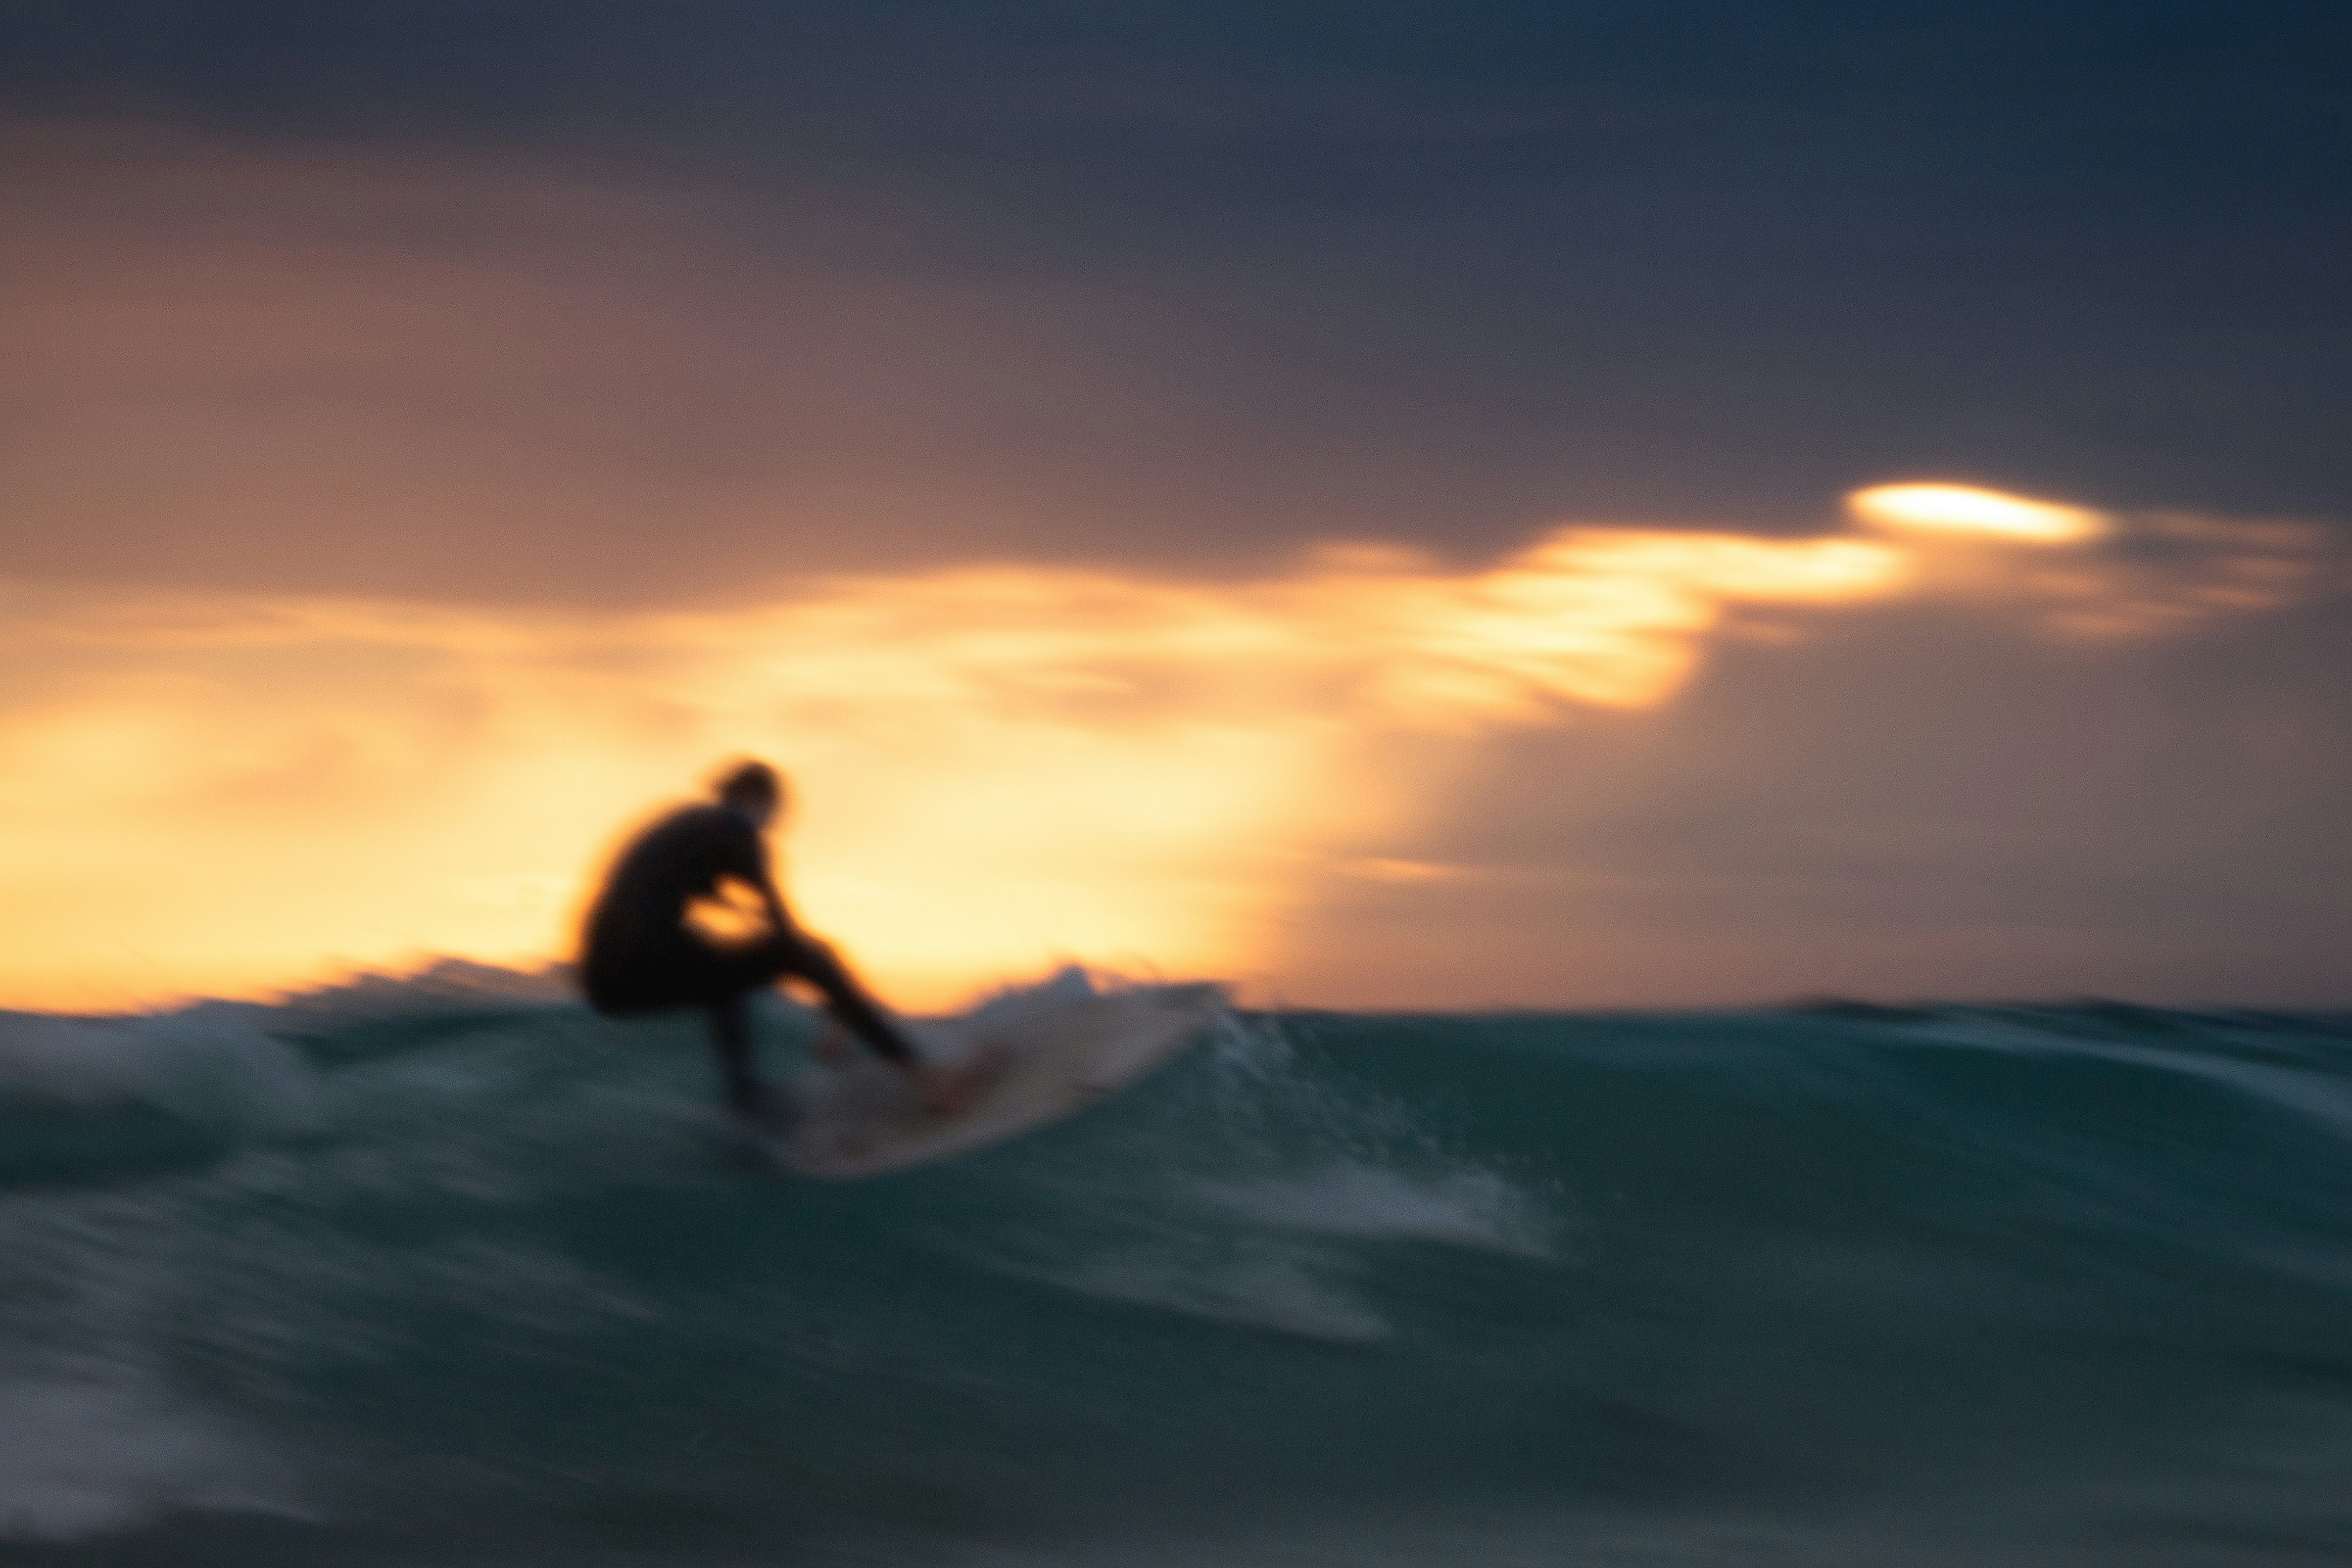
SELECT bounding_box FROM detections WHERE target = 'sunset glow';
[1848,483,2111,543]
[0,485,2310,1013]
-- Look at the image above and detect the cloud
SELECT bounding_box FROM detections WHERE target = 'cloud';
[0,484,2328,1011]
[4,116,2340,1010]
[1844,486,2334,639]
[0,114,1538,604]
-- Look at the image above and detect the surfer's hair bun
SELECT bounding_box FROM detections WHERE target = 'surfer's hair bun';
[713,759,783,808]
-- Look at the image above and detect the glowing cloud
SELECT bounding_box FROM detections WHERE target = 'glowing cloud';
[1849,483,2111,544]
[0,488,2327,1012]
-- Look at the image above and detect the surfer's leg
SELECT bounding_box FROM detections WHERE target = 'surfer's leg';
[705,994,769,1122]
[781,942,919,1065]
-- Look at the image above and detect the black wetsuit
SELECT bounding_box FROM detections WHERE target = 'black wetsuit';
[581,804,912,1112]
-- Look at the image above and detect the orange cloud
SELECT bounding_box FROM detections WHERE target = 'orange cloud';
[0,486,2324,1013]
[1850,482,2110,544]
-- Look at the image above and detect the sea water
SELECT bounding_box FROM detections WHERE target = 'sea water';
[2,967,2349,1565]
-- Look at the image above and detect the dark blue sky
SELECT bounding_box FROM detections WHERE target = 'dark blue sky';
[6,0,2346,570]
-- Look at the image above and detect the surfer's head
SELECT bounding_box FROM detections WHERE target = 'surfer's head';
[714,759,784,829]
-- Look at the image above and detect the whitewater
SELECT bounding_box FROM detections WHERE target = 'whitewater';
[2,966,2349,1566]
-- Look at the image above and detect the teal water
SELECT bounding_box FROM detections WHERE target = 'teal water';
[2,969,2349,1564]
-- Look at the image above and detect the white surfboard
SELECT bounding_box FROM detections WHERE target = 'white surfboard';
[778,978,1222,1179]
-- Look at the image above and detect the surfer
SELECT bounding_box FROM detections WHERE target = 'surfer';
[580,760,978,1129]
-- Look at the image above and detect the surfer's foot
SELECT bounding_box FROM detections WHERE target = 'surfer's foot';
[915,1044,1011,1119]
[912,1063,966,1118]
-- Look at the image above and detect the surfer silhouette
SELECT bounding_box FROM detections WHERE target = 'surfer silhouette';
[580,761,979,1129]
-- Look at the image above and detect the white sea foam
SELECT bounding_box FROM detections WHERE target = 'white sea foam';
[1046,1246,1390,1344]
[266,957,574,1031]
[1913,1017,2352,1141]
[0,1377,301,1541]
[1015,1161,1549,1343]
[0,1011,321,1132]
[1191,1163,1552,1258]
[924,963,1218,1060]
[940,975,1542,1342]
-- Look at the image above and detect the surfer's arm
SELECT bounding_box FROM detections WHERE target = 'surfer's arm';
[747,851,975,1113]
[736,850,793,942]
[780,937,983,1114]
[781,931,917,1066]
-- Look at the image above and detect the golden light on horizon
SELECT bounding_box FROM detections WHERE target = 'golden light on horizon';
[1848,483,2111,544]
[0,495,2318,1014]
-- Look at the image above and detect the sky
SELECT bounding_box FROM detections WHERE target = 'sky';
[2,1,2347,1010]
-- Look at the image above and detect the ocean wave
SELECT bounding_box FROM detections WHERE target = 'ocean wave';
[0,1377,301,1542]
[1187,1163,1554,1258]
[0,972,2347,1563]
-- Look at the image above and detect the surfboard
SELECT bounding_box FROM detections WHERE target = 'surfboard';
[777,979,1222,1180]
